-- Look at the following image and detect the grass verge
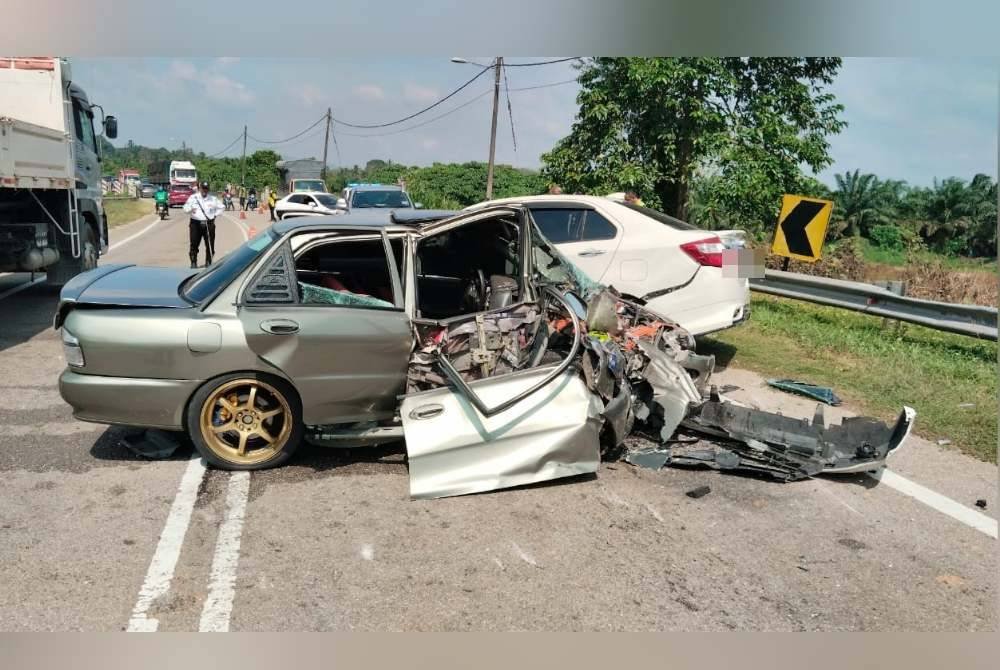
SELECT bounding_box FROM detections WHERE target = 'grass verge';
[104,197,153,228]
[698,294,997,463]
[854,238,997,272]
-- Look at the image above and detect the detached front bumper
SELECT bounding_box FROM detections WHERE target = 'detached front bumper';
[59,369,198,430]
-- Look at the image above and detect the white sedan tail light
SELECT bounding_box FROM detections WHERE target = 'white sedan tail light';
[679,236,725,267]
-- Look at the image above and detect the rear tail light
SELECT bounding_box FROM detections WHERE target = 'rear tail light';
[680,236,725,267]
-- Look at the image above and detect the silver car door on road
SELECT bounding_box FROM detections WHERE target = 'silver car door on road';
[237,231,412,425]
[401,364,604,499]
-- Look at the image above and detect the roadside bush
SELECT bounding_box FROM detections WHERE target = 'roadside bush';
[869,224,904,251]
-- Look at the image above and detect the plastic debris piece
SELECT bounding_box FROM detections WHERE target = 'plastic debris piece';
[766,379,842,406]
[936,439,952,446]
[686,485,711,499]
[625,448,671,471]
[975,499,987,509]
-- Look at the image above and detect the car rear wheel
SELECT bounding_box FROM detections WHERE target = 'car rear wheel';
[187,372,303,470]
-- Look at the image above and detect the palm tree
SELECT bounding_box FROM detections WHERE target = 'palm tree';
[832,170,891,237]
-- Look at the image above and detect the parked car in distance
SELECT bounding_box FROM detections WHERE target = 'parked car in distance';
[168,184,193,207]
[344,184,422,211]
[139,182,156,198]
[465,195,750,336]
[274,192,344,220]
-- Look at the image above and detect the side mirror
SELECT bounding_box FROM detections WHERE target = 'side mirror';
[336,198,347,208]
[104,116,118,139]
[414,202,424,209]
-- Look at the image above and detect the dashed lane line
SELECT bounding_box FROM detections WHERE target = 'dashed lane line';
[198,471,251,632]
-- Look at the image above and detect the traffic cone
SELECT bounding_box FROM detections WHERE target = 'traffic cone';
[239,210,246,220]
[248,224,257,238]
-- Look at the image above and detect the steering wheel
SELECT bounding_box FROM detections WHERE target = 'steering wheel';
[461,269,488,312]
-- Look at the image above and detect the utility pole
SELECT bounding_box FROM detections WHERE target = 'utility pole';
[485,57,502,200]
[240,125,247,186]
[321,108,331,182]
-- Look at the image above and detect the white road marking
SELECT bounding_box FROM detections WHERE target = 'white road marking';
[871,469,998,539]
[222,213,250,241]
[127,457,207,632]
[199,471,251,633]
[108,216,160,252]
[0,276,46,302]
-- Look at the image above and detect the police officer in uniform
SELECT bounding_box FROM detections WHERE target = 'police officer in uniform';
[183,181,225,268]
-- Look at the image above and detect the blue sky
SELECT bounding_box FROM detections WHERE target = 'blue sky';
[71,57,997,187]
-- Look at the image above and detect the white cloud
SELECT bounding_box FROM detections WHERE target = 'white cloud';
[165,59,254,106]
[296,83,324,107]
[354,84,385,101]
[403,82,439,103]
[420,138,439,150]
[215,57,240,67]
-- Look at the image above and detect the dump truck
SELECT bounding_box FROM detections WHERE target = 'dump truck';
[276,158,326,195]
[0,56,118,284]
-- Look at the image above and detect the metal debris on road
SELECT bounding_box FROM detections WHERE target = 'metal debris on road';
[766,379,842,406]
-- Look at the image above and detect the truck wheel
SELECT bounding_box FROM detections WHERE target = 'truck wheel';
[46,224,98,285]
[79,225,98,272]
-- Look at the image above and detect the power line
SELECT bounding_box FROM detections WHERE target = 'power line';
[502,65,517,153]
[206,132,245,158]
[507,77,578,92]
[247,114,327,144]
[504,57,580,67]
[336,88,493,137]
[331,65,492,129]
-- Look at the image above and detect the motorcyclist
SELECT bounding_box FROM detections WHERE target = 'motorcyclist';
[154,185,169,218]
[247,186,258,210]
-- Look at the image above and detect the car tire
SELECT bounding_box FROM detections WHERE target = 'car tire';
[187,372,304,470]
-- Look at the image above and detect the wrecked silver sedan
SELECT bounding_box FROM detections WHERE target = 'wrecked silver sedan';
[55,206,915,498]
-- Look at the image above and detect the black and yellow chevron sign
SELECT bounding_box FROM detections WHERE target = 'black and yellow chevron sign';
[771,195,834,262]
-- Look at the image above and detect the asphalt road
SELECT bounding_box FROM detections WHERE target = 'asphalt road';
[0,206,995,631]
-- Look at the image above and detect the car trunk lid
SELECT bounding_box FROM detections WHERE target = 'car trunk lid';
[54,264,197,328]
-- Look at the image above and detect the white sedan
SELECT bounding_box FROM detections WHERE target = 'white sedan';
[466,195,750,336]
[274,191,344,220]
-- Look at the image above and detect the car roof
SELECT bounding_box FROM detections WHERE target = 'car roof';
[271,207,497,235]
[351,184,403,192]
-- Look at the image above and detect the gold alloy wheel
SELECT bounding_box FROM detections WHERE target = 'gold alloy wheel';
[198,378,293,466]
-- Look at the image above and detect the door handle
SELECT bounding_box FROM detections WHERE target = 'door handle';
[260,319,299,335]
[408,404,444,420]
[577,249,606,257]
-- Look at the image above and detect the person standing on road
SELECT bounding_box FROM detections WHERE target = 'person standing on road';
[267,187,277,222]
[238,183,247,211]
[183,181,225,269]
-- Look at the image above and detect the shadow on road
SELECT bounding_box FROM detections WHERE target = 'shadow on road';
[0,282,60,355]
[695,336,737,370]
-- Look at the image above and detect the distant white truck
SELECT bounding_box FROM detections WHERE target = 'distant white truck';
[0,56,118,284]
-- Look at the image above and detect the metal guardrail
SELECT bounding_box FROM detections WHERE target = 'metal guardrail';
[749,269,998,341]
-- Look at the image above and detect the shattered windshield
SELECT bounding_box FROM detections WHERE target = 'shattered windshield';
[529,222,604,298]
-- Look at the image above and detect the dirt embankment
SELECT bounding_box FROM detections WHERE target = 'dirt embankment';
[762,240,997,307]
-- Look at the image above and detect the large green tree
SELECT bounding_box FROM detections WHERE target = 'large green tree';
[541,58,846,230]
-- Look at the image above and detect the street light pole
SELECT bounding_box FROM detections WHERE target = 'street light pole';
[485,57,502,200]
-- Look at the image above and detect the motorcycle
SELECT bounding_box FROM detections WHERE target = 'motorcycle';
[223,193,234,211]
[156,201,169,220]
[246,194,258,210]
